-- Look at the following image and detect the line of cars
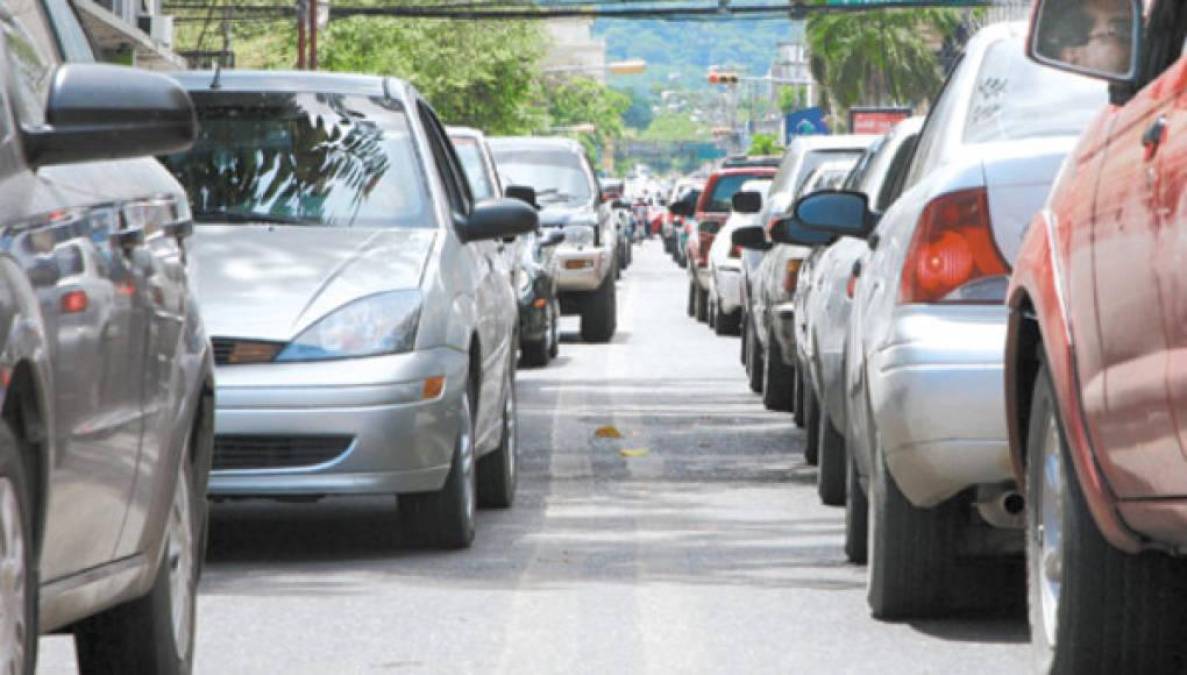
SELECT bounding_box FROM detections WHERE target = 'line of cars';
[0,4,627,666]
[673,7,1187,672]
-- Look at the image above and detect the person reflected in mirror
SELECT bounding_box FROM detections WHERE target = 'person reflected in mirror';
[1041,0,1134,74]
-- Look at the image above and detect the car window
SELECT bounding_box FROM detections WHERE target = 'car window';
[1139,0,1187,85]
[492,146,595,206]
[3,0,60,126]
[41,0,94,62]
[450,136,496,201]
[794,150,862,196]
[705,174,755,212]
[842,137,886,192]
[963,40,1106,144]
[420,105,472,214]
[161,91,434,229]
[904,53,964,188]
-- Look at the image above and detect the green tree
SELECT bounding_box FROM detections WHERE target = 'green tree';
[747,133,782,157]
[806,9,961,113]
[778,85,807,114]
[640,112,711,143]
[620,87,655,130]
[541,77,630,163]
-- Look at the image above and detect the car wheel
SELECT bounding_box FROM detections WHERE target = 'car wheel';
[745,315,764,394]
[761,328,793,412]
[844,446,868,564]
[694,284,708,323]
[707,293,717,329]
[580,272,617,343]
[739,310,748,365]
[75,450,201,674]
[793,368,806,428]
[715,305,741,337]
[478,364,518,509]
[520,338,548,368]
[687,282,696,318]
[0,424,35,675]
[1026,362,1187,673]
[817,406,846,506]
[803,383,820,465]
[548,300,560,359]
[866,433,958,619]
[398,386,477,549]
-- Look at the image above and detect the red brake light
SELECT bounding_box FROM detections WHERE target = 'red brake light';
[729,245,742,258]
[846,274,857,299]
[899,188,1007,304]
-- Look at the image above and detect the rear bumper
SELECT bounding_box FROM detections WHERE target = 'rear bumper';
[868,305,1012,507]
[554,247,611,292]
[713,266,742,314]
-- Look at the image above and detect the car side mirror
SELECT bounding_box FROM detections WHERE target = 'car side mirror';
[786,190,875,243]
[612,199,629,209]
[668,196,696,218]
[458,198,539,243]
[1028,0,1140,84]
[505,184,539,210]
[732,191,762,214]
[539,229,565,248]
[731,225,771,252]
[23,64,196,168]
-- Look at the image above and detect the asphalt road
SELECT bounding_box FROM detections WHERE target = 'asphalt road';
[38,240,1030,674]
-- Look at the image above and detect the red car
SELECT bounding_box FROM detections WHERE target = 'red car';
[684,167,776,321]
[1006,0,1187,670]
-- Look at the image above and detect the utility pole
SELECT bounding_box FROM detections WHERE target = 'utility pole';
[309,0,319,70]
[296,0,306,69]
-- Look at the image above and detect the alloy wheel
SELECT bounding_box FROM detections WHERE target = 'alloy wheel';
[1036,416,1064,649]
[167,460,195,661]
[0,478,27,675]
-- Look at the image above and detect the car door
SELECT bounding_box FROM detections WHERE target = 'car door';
[1084,8,1185,499]
[0,3,150,578]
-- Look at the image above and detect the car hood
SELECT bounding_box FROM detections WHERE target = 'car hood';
[190,225,436,341]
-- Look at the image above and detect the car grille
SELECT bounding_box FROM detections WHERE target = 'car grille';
[212,337,285,365]
[213,435,354,471]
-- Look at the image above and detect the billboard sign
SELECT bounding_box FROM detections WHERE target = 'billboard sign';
[849,107,912,135]
[785,107,829,143]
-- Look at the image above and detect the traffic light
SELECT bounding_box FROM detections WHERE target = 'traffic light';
[707,70,739,85]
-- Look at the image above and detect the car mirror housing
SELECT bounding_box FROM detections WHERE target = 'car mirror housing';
[540,229,566,248]
[1028,0,1141,84]
[612,199,629,209]
[786,190,875,244]
[731,191,762,214]
[668,195,696,218]
[731,225,770,251]
[505,184,539,210]
[459,198,540,243]
[23,64,197,168]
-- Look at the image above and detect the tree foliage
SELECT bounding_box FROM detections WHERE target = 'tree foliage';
[747,133,782,157]
[639,112,712,143]
[541,77,630,162]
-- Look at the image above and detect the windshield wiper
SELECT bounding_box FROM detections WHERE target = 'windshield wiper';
[193,209,310,225]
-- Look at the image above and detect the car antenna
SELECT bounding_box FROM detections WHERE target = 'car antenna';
[210,62,223,90]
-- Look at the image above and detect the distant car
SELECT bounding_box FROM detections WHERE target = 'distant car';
[708,178,773,336]
[515,229,566,366]
[664,179,701,261]
[783,22,1105,618]
[722,155,783,169]
[795,117,922,515]
[747,135,874,414]
[165,70,538,551]
[1007,1,1187,669]
[0,4,214,672]
[491,137,619,342]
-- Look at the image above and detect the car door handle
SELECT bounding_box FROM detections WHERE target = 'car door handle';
[1143,116,1167,159]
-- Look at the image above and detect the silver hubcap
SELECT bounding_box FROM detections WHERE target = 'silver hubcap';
[505,381,517,481]
[461,398,475,523]
[0,478,27,675]
[167,460,195,660]
[1037,417,1064,648]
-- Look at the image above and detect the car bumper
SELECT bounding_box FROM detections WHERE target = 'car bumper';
[714,266,743,314]
[208,347,469,497]
[868,304,1011,508]
[554,247,611,292]
[772,302,797,365]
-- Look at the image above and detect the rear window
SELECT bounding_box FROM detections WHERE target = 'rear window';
[963,40,1107,144]
[492,147,594,206]
[705,173,766,212]
[795,150,863,196]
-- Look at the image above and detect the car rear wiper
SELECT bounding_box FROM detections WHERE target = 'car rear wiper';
[193,209,310,225]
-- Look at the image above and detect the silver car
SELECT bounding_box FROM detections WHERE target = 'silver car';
[788,22,1106,617]
[163,71,538,549]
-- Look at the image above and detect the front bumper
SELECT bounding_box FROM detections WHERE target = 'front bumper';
[209,347,469,497]
[553,246,611,292]
[713,266,743,314]
[771,301,797,366]
[868,305,1011,508]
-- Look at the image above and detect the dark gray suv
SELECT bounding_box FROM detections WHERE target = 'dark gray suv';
[0,2,213,673]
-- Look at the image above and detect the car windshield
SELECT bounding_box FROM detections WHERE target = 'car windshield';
[451,136,496,201]
[161,91,433,228]
[492,147,594,205]
[963,39,1107,144]
[795,150,864,196]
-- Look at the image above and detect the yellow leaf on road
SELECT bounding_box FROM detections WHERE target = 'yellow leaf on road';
[619,448,649,458]
[594,425,623,439]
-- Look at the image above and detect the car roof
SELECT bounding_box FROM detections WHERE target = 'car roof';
[488,136,585,154]
[447,125,486,141]
[788,134,879,152]
[171,70,412,103]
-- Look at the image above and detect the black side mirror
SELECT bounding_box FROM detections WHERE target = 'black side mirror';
[24,64,196,168]
[612,199,629,209]
[459,198,539,243]
[668,196,696,218]
[539,229,565,248]
[732,191,762,214]
[505,184,539,210]
[789,190,876,241]
[731,225,770,252]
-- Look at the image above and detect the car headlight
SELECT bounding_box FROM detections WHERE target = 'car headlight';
[276,290,421,361]
[562,224,596,248]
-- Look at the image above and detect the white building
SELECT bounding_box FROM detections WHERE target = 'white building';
[542,18,607,83]
[75,0,184,70]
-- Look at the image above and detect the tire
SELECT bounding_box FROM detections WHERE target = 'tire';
[745,315,764,394]
[817,406,846,506]
[715,306,741,337]
[520,338,548,367]
[548,300,560,359]
[739,311,748,365]
[580,273,617,343]
[844,447,868,565]
[695,285,708,323]
[1026,362,1187,673]
[687,282,696,318]
[866,433,959,619]
[0,423,35,675]
[707,292,717,329]
[398,387,477,549]
[75,453,202,674]
[803,383,820,466]
[793,368,806,428]
[761,328,794,412]
[477,365,518,509]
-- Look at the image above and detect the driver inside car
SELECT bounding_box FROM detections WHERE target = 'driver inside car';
[1040,0,1136,73]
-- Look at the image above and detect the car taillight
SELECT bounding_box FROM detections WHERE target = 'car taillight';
[783,259,802,293]
[729,245,742,258]
[846,274,857,299]
[899,188,1008,304]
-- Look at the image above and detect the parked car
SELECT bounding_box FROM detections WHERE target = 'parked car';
[0,4,215,671]
[490,137,619,342]
[164,71,537,550]
[674,166,778,323]
[707,178,773,336]
[746,135,874,414]
[664,179,701,263]
[795,119,923,520]
[1007,1,1187,670]
[782,22,1106,618]
[516,228,566,366]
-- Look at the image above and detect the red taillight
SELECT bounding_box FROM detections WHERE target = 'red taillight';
[61,289,88,314]
[783,259,802,293]
[766,217,781,235]
[899,188,1007,304]
[729,245,742,258]
[846,274,857,299]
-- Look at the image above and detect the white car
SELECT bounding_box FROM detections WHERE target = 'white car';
[707,178,772,336]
